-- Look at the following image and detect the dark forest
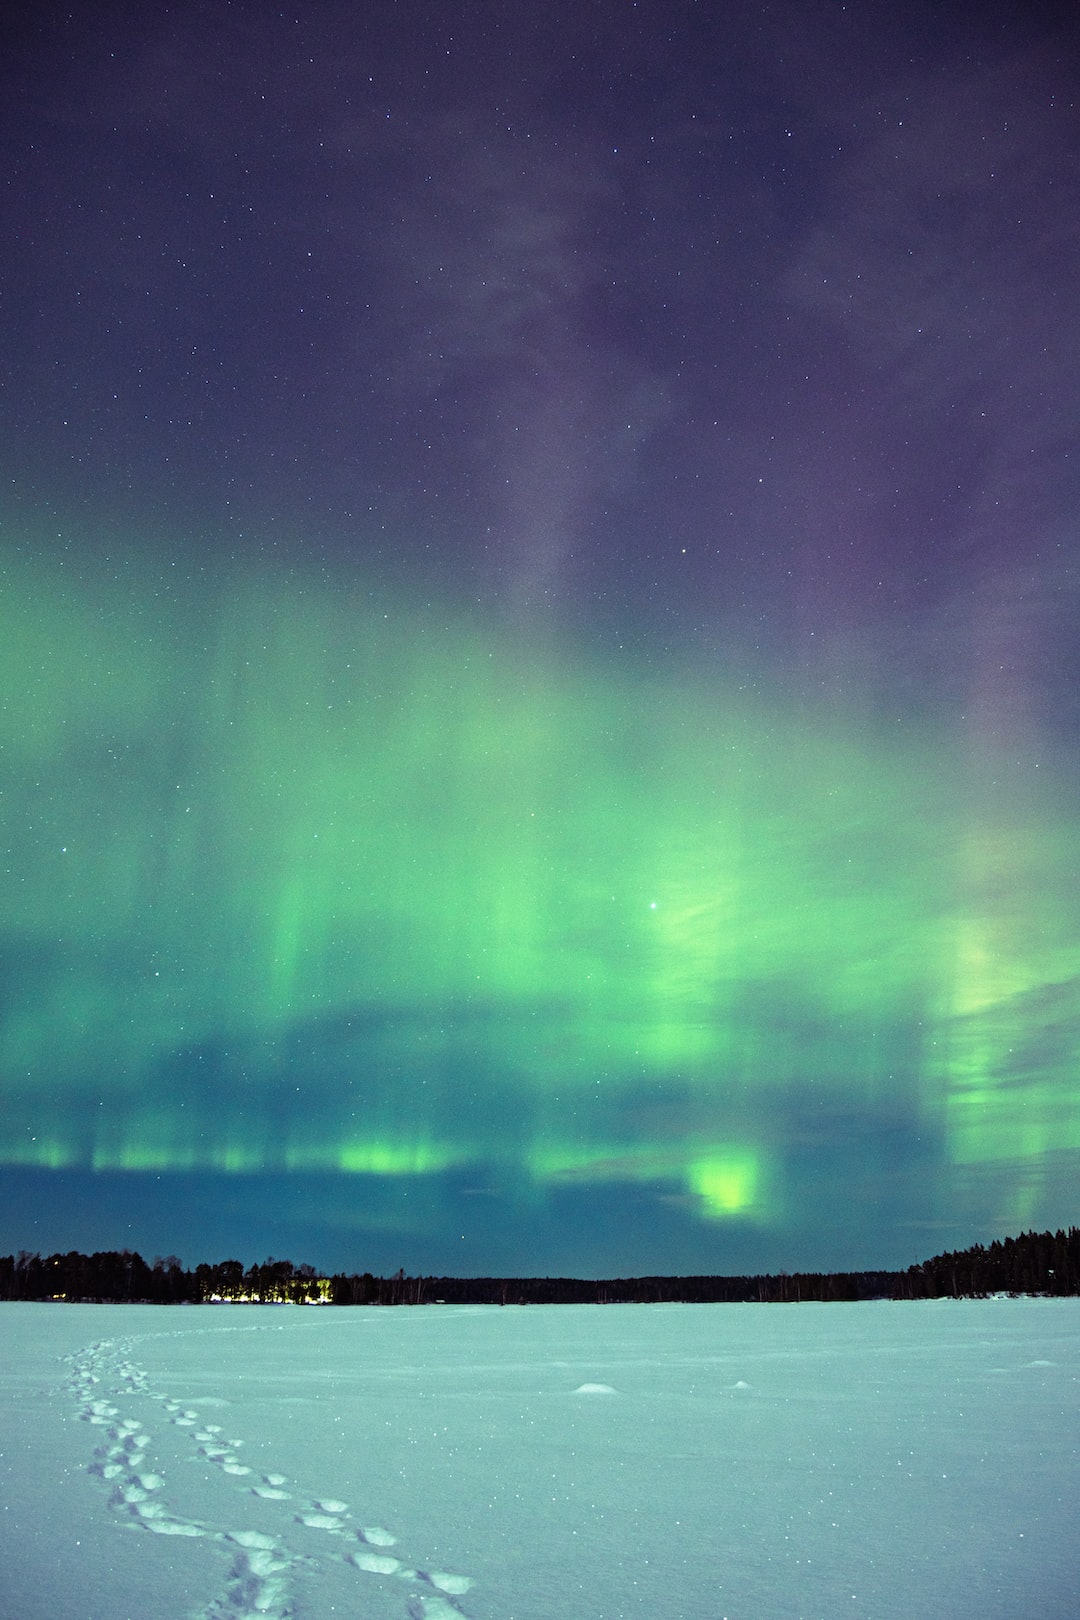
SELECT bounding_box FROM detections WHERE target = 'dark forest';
[2,1228,1077,1306]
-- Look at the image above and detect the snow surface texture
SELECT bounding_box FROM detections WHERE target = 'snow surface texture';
[0,1300,1077,1619]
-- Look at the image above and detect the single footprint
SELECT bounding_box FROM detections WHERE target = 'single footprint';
[409,1598,464,1620]
[147,1518,205,1538]
[359,1526,397,1547]
[297,1512,346,1530]
[351,1551,401,1575]
[226,1529,281,1552]
[429,1574,473,1596]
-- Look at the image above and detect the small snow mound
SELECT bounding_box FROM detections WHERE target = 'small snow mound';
[573,1382,616,1395]
[733,1380,751,1389]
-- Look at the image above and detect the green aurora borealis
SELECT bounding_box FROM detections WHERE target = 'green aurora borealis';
[3,526,1078,1270]
[4,0,1080,1272]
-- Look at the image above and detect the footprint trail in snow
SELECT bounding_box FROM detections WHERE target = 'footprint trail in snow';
[63,1331,476,1620]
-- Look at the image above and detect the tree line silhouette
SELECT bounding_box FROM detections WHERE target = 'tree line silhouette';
[1,1227,1077,1305]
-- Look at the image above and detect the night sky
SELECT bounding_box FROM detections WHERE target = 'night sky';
[2,1,1079,1277]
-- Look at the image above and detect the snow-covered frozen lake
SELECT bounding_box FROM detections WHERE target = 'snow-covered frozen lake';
[0,1299,1077,1619]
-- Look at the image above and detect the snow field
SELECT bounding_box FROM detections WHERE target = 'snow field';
[0,1299,1077,1619]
